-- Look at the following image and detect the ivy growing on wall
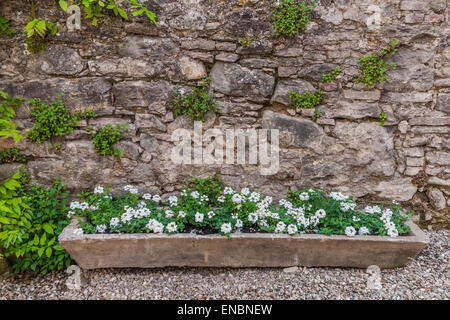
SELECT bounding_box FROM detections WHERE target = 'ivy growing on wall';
[354,40,400,88]
[172,77,219,122]
[272,0,316,38]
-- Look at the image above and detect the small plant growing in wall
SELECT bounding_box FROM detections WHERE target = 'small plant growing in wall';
[27,95,78,143]
[91,124,128,157]
[172,77,219,122]
[74,108,98,121]
[289,89,323,110]
[58,0,157,26]
[0,91,24,142]
[0,16,16,35]
[240,34,253,47]
[378,112,388,126]
[322,67,342,83]
[24,1,57,53]
[0,147,27,164]
[272,0,316,39]
[353,40,400,88]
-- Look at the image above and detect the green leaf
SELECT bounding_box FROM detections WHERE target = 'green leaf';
[43,224,54,234]
[45,247,52,258]
[59,0,68,12]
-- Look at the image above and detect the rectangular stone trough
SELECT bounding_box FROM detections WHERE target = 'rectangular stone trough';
[59,219,429,269]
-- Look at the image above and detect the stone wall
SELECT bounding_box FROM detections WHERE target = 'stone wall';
[0,0,448,226]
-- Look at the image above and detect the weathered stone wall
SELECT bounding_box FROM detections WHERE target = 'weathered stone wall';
[0,0,448,226]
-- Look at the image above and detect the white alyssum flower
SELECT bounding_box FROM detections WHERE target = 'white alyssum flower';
[315,209,326,219]
[221,223,232,234]
[275,221,286,233]
[200,194,209,203]
[329,191,349,201]
[146,219,164,233]
[167,222,177,233]
[235,219,243,229]
[110,217,120,227]
[152,195,161,203]
[287,224,298,235]
[279,199,293,209]
[365,205,381,214]
[73,228,83,236]
[231,193,243,204]
[299,192,309,201]
[241,188,250,196]
[224,187,234,195]
[142,193,152,200]
[248,212,258,224]
[358,226,370,235]
[180,189,187,197]
[168,196,178,207]
[178,210,186,218]
[310,216,319,227]
[121,211,133,223]
[90,205,99,211]
[231,213,238,220]
[195,212,204,223]
[94,186,104,194]
[165,209,174,218]
[340,202,356,212]
[217,195,225,203]
[190,191,200,199]
[207,211,215,219]
[123,185,138,194]
[345,226,357,237]
[248,192,261,203]
[264,196,273,204]
[258,218,268,228]
[67,210,75,218]
[353,216,360,222]
[387,227,398,237]
[96,224,107,233]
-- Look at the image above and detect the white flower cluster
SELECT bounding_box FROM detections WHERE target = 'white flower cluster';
[380,208,398,237]
[123,185,138,194]
[168,196,178,207]
[340,201,357,212]
[94,186,104,194]
[329,191,349,201]
[364,205,382,214]
[221,223,232,234]
[146,219,164,233]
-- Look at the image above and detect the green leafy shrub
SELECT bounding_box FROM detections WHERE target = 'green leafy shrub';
[272,0,316,38]
[73,181,412,238]
[27,95,78,143]
[378,112,388,126]
[354,40,400,88]
[74,108,98,121]
[1,173,72,274]
[289,89,323,109]
[59,0,157,26]
[0,91,24,142]
[24,18,57,53]
[0,148,27,164]
[185,174,224,207]
[91,124,128,156]
[322,67,342,83]
[0,16,16,35]
[172,77,219,122]
[0,169,31,260]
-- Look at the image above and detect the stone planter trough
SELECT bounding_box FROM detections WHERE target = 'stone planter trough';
[59,218,429,269]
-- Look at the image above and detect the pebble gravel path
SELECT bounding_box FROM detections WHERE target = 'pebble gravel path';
[1,230,449,300]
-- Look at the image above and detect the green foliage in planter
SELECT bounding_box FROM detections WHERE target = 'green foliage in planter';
[91,123,128,156]
[289,89,323,109]
[1,172,72,274]
[73,181,412,238]
[0,148,27,164]
[24,19,57,53]
[353,40,400,88]
[59,0,157,26]
[272,0,316,38]
[240,34,253,47]
[185,174,224,207]
[74,108,98,121]
[0,16,16,35]
[0,91,24,142]
[172,77,219,122]
[27,95,78,143]
[322,67,342,83]
[378,112,388,126]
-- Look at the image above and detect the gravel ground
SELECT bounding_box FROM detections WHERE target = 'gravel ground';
[1,230,449,300]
